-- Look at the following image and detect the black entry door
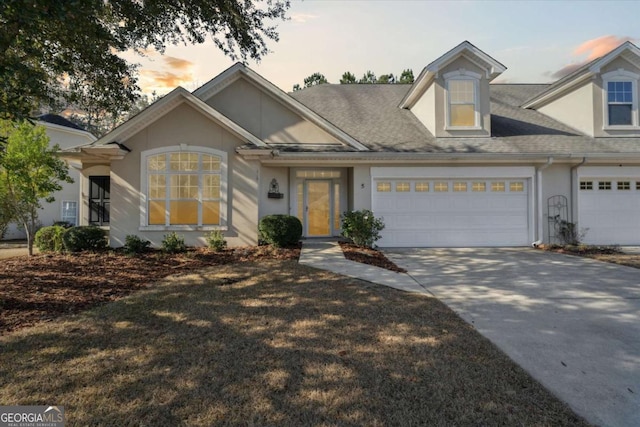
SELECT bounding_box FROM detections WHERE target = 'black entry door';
[89,176,110,225]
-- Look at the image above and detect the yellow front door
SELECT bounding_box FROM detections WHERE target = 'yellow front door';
[306,180,331,236]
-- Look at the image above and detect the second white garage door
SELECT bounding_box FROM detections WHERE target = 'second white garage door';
[372,177,532,247]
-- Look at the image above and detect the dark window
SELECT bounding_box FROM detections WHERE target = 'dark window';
[89,176,110,225]
[608,81,633,125]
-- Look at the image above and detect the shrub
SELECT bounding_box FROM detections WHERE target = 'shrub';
[124,234,151,255]
[341,209,385,248]
[258,215,302,247]
[52,221,74,229]
[62,226,108,252]
[556,220,588,246]
[162,232,186,253]
[205,230,227,252]
[34,225,66,253]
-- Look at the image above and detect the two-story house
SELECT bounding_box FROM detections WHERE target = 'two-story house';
[65,40,640,248]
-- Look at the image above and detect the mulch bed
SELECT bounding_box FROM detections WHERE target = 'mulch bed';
[339,241,406,273]
[0,245,299,334]
[539,244,621,255]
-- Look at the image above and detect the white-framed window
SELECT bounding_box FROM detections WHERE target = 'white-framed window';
[140,146,227,229]
[61,201,78,226]
[602,69,639,128]
[444,70,481,129]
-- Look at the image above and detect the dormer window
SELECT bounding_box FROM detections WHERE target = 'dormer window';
[607,82,632,125]
[444,70,481,129]
[603,69,639,128]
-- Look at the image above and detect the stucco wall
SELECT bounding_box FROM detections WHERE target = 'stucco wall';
[434,57,492,138]
[538,82,595,136]
[206,78,343,145]
[105,102,259,248]
[411,83,436,135]
[540,164,573,243]
[260,166,290,217]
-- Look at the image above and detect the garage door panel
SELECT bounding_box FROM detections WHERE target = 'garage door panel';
[373,178,530,247]
[579,177,640,245]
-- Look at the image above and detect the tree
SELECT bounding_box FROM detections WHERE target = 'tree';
[303,72,328,88]
[0,121,72,255]
[359,71,377,84]
[292,84,302,91]
[377,74,396,84]
[66,91,162,137]
[0,0,291,124]
[340,71,357,84]
[399,69,415,84]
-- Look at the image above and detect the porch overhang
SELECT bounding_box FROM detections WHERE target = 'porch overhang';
[60,143,129,163]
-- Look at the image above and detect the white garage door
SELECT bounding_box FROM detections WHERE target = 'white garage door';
[372,178,531,247]
[579,177,640,245]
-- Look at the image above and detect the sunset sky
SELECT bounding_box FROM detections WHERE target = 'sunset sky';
[120,0,640,95]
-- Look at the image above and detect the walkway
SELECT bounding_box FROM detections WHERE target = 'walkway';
[299,240,426,294]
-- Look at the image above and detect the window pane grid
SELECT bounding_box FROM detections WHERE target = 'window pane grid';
[618,181,631,190]
[510,182,524,192]
[580,181,593,190]
[599,181,612,190]
[491,182,505,192]
[472,182,486,192]
[434,182,448,192]
[396,182,410,192]
[415,182,429,192]
[453,182,467,192]
[148,152,222,226]
[377,182,391,192]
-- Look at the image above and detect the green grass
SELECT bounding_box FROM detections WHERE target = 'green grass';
[0,260,588,426]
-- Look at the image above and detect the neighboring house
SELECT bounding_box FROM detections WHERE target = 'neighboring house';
[3,114,96,240]
[65,40,640,248]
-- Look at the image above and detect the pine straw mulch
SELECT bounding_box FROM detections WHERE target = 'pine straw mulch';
[338,241,407,273]
[538,244,640,269]
[0,245,299,335]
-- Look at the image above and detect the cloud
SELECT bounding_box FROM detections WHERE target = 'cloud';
[140,69,194,91]
[548,35,638,79]
[574,35,636,61]
[290,13,318,23]
[163,56,194,71]
[136,55,196,93]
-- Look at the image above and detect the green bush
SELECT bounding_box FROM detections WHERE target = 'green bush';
[124,234,151,255]
[162,232,186,253]
[62,226,108,252]
[341,209,385,248]
[258,215,302,247]
[205,230,227,252]
[34,225,66,253]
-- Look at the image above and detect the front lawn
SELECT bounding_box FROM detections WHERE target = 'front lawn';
[0,260,587,426]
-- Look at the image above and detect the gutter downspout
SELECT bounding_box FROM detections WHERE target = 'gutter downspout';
[535,157,554,245]
[570,157,588,223]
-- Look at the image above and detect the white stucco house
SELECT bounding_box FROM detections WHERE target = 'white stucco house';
[65,40,640,248]
[3,114,96,240]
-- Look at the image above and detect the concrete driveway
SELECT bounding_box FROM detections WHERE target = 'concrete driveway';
[385,248,640,427]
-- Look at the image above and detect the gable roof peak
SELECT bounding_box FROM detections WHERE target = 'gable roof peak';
[522,41,640,109]
[399,41,506,109]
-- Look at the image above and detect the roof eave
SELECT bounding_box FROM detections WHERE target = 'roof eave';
[521,71,594,109]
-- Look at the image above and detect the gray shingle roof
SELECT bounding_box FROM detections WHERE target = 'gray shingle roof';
[289,83,640,155]
[37,114,86,131]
